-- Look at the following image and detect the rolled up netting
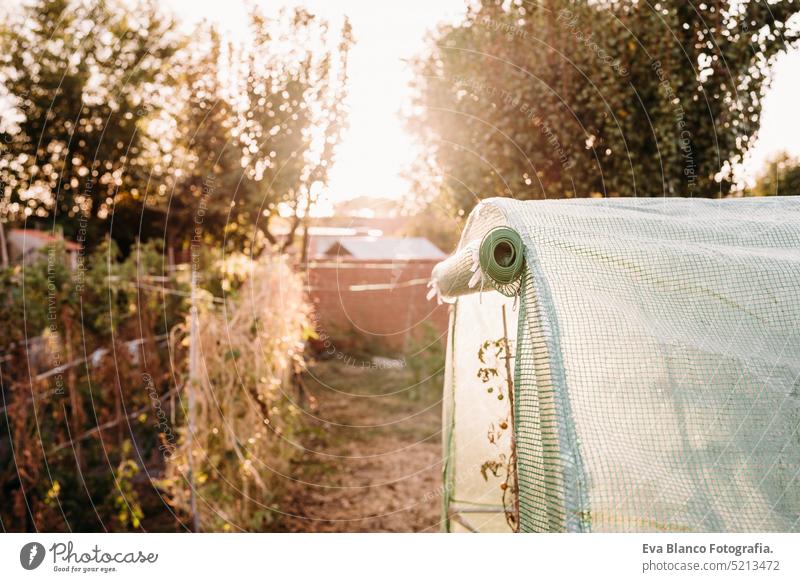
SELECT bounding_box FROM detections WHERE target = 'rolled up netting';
[430,226,525,299]
[479,227,524,296]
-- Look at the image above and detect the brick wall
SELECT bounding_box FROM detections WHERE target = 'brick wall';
[305,258,449,354]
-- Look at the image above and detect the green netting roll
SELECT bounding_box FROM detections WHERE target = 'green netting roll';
[479,227,524,287]
[429,226,526,300]
[478,227,525,297]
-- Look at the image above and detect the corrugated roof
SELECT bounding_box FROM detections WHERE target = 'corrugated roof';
[321,236,445,261]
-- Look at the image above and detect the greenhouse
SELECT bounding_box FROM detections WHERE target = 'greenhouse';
[430,197,800,533]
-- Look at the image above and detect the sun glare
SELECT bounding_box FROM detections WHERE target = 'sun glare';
[166,0,466,214]
[166,0,800,209]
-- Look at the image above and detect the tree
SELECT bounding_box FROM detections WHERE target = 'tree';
[156,8,352,257]
[240,7,352,252]
[0,0,181,247]
[163,27,252,257]
[750,151,800,196]
[408,0,799,216]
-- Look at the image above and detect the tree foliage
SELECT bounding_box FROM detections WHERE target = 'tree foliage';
[0,0,352,255]
[0,0,180,245]
[749,151,800,196]
[408,0,800,215]
[239,8,352,251]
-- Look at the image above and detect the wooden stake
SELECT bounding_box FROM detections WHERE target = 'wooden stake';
[501,304,520,531]
[187,273,201,532]
[0,220,8,268]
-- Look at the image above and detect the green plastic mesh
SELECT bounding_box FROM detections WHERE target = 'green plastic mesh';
[432,196,800,533]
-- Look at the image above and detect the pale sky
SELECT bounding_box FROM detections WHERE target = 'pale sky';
[739,49,800,185]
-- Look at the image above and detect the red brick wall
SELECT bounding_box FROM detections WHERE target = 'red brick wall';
[305,258,449,354]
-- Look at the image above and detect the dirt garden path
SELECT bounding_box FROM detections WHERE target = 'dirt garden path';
[277,360,444,532]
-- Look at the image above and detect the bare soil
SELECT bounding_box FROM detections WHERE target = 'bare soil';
[276,360,444,532]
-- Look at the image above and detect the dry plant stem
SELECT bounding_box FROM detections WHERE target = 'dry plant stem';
[163,256,309,531]
[63,308,83,470]
[501,304,520,532]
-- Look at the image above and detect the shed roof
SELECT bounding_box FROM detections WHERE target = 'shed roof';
[8,229,81,251]
[321,236,445,261]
